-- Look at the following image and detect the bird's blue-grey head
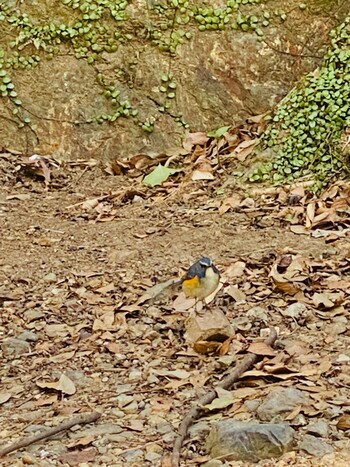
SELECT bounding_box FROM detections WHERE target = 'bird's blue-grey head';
[199,257,213,267]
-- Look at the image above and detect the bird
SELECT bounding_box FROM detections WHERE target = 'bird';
[181,257,220,313]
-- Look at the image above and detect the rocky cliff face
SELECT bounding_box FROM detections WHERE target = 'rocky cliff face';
[0,0,348,160]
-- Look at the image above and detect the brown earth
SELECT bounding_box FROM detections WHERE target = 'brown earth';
[0,163,349,466]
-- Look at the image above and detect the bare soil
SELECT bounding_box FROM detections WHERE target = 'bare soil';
[0,165,349,466]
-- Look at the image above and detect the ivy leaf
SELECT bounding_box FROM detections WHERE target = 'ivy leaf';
[33,38,41,49]
[207,125,230,139]
[143,164,180,187]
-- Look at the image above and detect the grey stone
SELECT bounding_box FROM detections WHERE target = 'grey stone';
[299,434,333,457]
[24,424,46,433]
[123,400,139,414]
[43,272,57,283]
[306,419,329,437]
[63,370,90,387]
[246,307,269,322]
[144,451,161,462]
[128,369,142,382]
[1,337,31,356]
[231,316,252,332]
[189,420,211,438]
[156,422,173,434]
[116,394,134,408]
[121,448,144,463]
[162,432,176,444]
[257,388,309,421]
[17,331,39,342]
[245,399,261,412]
[206,420,296,462]
[282,302,307,318]
[107,432,136,443]
[23,308,45,322]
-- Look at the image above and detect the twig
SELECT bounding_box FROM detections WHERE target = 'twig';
[171,328,278,467]
[0,412,101,458]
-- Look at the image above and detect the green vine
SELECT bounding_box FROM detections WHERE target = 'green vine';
[250,16,350,188]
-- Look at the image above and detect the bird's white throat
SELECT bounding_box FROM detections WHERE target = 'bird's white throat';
[200,266,219,299]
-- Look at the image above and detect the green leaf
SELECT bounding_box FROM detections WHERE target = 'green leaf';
[207,125,230,138]
[143,164,180,187]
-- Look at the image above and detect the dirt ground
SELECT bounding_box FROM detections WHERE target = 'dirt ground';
[0,162,349,466]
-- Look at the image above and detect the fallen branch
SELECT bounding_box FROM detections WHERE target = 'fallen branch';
[0,412,101,458]
[171,327,278,467]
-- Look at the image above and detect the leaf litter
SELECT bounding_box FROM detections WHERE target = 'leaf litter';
[0,129,350,466]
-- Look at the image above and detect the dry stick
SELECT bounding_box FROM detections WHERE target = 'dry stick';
[0,412,101,458]
[171,328,278,467]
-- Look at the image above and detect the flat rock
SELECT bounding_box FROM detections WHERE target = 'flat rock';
[1,337,31,356]
[121,448,144,463]
[257,387,309,421]
[17,331,39,342]
[189,420,211,438]
[206,420,295,462]
[184,308,233,344]
[43,272,57,283]
[306,419,329,437]
[299,434,333,457]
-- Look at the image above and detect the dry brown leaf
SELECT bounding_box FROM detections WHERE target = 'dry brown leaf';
[0,393,11,404]
[36,373,76,395]
[59,448,98,466]
[93,310,115,331]
[45,323,71,338]
[219,337,233,356]
[271,278,300,295]
[326,279,350,290]
[150,399,173,414]
[231,139,257,161]
[191,170,215,181]
[290,185,305,198]
[50,350,76,363]
[205,391,235,411]
[183,132,209,152]
[152,369,191,379]
[218,195,242,214]
[223,261,246,279]
[106,342,120,354]
[226,285,246,303]
[306,202,315,227]
[67,435,97,448]
[337,414,350,430]
[173,293,195,312]
[96,283,115,294]
[312,292,335,309]
[247,341,276,356]
[193,340,221,354]
[285,405,302,421]
[82,198,100,210]
[270,256,309,295]
[34,395,58,406]
[290,225,309,235]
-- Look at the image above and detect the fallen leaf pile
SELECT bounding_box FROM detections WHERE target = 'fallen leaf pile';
[0,128,350,465]
[1,231,349,465]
